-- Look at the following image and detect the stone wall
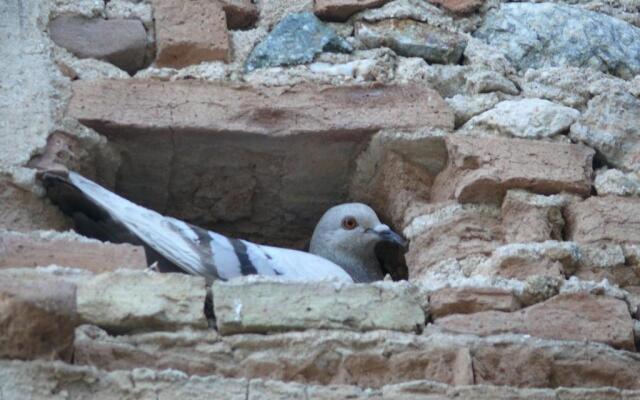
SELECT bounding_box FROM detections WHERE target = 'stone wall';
[2,0,640,398]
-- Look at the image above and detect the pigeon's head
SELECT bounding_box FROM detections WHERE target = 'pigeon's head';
[309,203,407,282]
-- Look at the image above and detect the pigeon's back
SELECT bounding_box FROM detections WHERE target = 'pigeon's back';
[42,171,353,283]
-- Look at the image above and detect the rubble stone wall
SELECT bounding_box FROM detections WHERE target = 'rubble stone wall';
[2,0,640,398]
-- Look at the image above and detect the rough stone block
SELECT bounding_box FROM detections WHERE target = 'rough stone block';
[355,19,466,64]
[152,0,230,67]
[76,270,207,333]
[459,98,580,140]
[403,202,503,276]
[219,0,259,29]
[349,129,448,218]
[501,190,567,243]
[574,242,640,287]
[68,75,453,137]
[431,136,594,204]
[314,0,391,21]
[429,287,520,319]
[570,92,640,172]
[0,230,146,272]
[435,293,635,350]
[474,241,580,280]
[565,196,640,245]
[212,279,426,335]
[0,268,88,361]
[48,15,147,73]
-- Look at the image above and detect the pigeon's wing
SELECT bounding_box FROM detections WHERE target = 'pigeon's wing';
[43,171,353,283]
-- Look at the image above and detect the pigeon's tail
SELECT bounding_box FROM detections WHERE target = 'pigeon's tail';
[41,170,207,277]
[42,171,139,244]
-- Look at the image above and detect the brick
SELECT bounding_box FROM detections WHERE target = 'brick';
[435,293,635,351]
[219,0,259,29]
[431,136,594,204]
[314,0,391,22]
[565,196,640,244]
[0,230,146,272]
[429,287,520,319]
[0,268,87,361]
[152,0,230,67]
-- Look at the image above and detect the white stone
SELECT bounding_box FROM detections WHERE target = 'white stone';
[570,91,640,171]
[105,0,153,28]
[51,0,105,18]
[459,98,580,139]
[134,66,178,81]
[578,243,626,269]
[446,93,502,128]
[560,276,628,300]
[77,270,208,333]
[54,47,130,80]
[595,168,640,196]
[464,69,519,96]
[174,62,229,81]
[213,278,426,334]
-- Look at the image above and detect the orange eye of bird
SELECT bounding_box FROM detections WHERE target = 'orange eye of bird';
[341,216,358,230]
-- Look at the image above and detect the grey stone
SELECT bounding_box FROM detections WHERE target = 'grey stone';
[459,98,580,139]
[446,93,502,129]
[245,12,352,72]
[595,169,640,196]
[631,75,640,97]
[570,91,640,172]
[464,68,519,96]
[474,3,640,79]
[76,270,208,333]
[212,278,426,335]
[355,19,466,64]
[48,15,147,74]
[395,61,517,98]
[521,67,630,110]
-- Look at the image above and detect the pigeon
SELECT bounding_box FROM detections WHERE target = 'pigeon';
[41,170,408,283]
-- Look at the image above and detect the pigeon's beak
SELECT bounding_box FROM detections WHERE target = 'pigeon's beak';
[372,224,408,248]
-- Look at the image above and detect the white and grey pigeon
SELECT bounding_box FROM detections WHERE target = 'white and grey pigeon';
[42,170,408,283]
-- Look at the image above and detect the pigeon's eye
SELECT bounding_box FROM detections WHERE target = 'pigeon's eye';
[341,216,358,230]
